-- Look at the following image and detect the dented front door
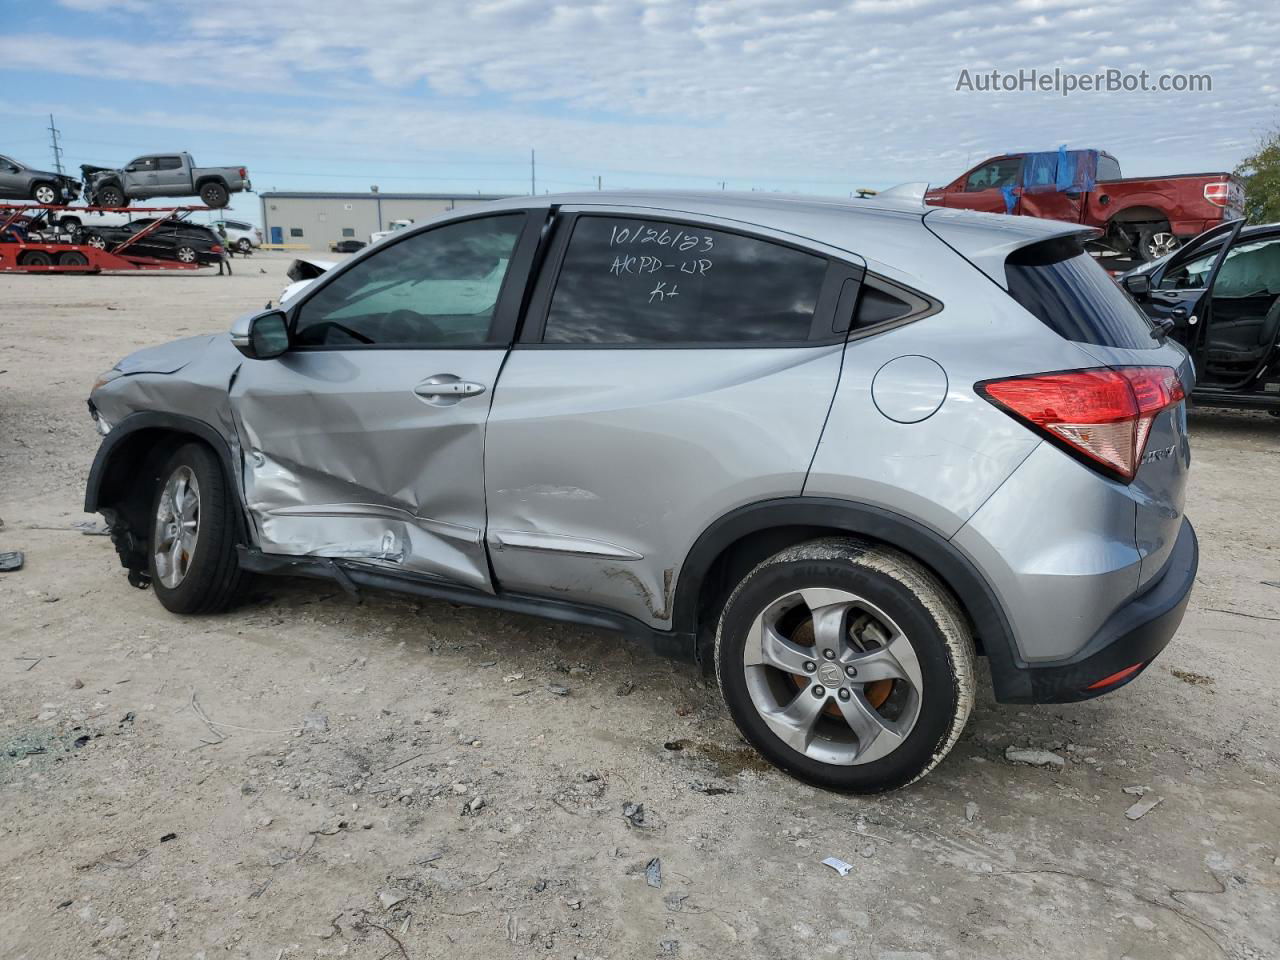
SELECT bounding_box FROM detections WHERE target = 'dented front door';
[228,210,536,590]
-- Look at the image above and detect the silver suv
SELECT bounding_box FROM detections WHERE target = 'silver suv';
[85,192,1197,792]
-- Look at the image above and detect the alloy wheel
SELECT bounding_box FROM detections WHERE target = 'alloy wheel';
[176,246,197,263]
[742,588,924,765]
[1146,232,1179,259]
[153,466,200,589]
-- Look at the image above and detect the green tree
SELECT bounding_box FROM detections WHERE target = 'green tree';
[1235,125,1280,224]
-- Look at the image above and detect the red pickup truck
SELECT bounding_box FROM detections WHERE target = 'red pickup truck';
[924,148,1245,261]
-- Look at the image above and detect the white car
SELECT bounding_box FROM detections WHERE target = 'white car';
[209,218,263,254]
[279,257,336,303]
[369,218,414,245]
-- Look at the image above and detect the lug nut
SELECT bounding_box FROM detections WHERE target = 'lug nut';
[845,665,858,678]
[838,688,851,701]
[822,649,836,659]
[812,686,826,698]
[803,661,816,673]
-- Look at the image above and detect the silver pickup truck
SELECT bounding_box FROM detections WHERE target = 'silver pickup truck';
[82,152,251,208]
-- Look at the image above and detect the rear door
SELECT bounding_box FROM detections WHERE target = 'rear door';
[230,209,543,589]
[483,208,860,628]
[154,156,188,196]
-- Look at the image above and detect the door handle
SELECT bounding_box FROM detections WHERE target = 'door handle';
[413,374,487,406]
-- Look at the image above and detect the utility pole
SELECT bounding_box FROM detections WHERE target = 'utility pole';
[530,149,536,196]
[596,175,602,191]
[48,114,65,176]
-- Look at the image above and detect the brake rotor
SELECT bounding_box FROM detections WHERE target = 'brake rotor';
[788,617,894,711]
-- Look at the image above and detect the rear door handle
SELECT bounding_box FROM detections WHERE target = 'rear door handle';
[413,374,487,406]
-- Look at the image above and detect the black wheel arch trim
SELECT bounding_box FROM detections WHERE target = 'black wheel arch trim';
[84,410,249,537]
[670,496,1032,702]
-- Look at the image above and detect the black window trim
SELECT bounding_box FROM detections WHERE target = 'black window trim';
[284,207,545,352]
[516,211,865,350]
[849,274,943,342]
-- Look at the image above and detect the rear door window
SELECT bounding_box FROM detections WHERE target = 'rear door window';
[1005,236,1155,349]
[540,216,829,344]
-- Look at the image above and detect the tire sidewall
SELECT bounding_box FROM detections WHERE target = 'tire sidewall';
[201,183,229,207]
[717,555,962,793]
[148,445,222,613]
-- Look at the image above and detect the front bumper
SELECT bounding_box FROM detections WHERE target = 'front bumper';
[1008,518,1198,703]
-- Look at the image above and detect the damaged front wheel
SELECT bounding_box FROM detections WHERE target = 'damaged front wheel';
[149,443,248,614]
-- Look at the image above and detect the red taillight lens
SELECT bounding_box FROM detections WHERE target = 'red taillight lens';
[978,367,1184,481]
[239,167,247,178]
[211,244,224,253]
[1203,182,1230,206]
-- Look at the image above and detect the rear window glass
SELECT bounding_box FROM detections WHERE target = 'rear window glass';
[1005,237,1155,349]
[542,216,828,345]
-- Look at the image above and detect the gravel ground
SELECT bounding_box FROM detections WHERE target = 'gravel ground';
[2,253,1278,960]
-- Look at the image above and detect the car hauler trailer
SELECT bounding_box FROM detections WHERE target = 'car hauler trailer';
[0,203,220,274]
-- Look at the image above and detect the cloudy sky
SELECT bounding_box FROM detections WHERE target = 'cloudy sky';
[3,0,1278,224]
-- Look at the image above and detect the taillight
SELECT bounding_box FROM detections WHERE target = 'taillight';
[211,244,224,253]
[977,367,1184,482]
[239,167,247,179]
[1203,182,1230,206]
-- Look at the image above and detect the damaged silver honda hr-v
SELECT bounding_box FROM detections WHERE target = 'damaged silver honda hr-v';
[86,190,1198,792]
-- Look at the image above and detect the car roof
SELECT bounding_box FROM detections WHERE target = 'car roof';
[477,189,1086,278]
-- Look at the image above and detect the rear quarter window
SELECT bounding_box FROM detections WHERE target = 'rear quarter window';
[1005,236,1155,349]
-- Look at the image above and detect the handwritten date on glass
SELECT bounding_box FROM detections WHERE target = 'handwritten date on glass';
[610,224,714,253]
[610,254,712,277]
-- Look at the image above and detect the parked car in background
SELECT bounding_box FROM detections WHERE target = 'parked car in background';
[926,148,1245,261]
[82,153,251,208]
[81,217,224,265]
[0,154,81,205]
[370,218,414,245]
[209,218,262,253]
[279,257,336,302]
[85,191,1197,793]
[330,239,366,253]
[1121,219,1280,413]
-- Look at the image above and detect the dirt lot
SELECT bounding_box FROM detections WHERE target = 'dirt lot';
[2,254,1278,960]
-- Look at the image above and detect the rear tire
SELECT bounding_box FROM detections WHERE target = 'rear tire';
[31,183,59,205]
[83,232,108,250]
[715,537,976,793]
[199,182,230,208]
[148,443,248,614]
[18,250,53,267]
[1138,226,1180,262]
[236,237,253,254]
[175,244,198,264]
[57,250,89,267]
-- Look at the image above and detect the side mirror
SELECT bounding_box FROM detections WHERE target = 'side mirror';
[1122,273,1151,298]
[125,166,138,173]
[230,309,289,360]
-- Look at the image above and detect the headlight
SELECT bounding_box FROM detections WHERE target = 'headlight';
[92,368,122,393]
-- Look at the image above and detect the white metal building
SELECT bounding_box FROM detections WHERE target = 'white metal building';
[258,191,513,251]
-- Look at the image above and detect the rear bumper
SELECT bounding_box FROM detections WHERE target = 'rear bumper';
[996,518,1198,703]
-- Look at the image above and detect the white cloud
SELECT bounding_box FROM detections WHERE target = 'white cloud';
[7,0,1278,185]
